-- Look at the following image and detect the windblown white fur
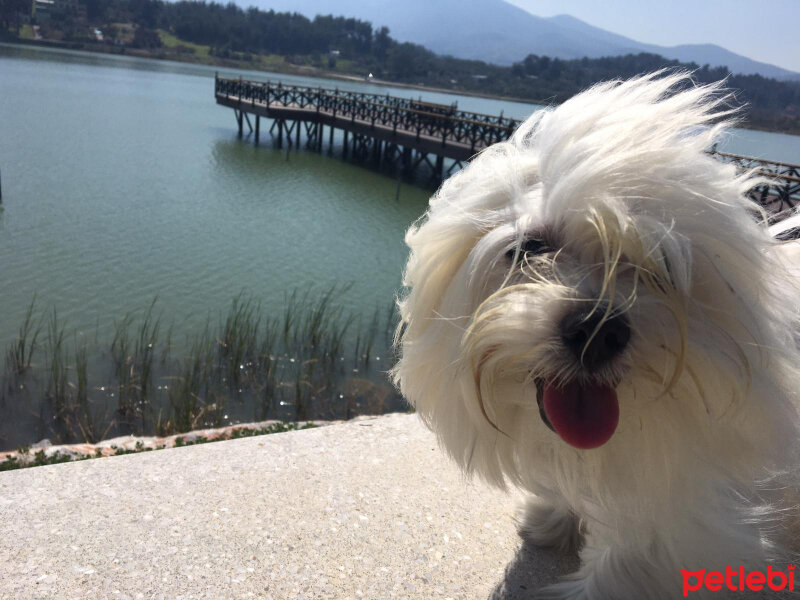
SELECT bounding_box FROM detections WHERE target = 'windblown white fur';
[393,73,800,598]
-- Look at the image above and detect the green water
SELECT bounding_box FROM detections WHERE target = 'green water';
[0,45,432,350]
[3,44,800,350]
[2,43,800,448]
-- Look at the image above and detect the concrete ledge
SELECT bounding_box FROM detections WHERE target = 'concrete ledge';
[0,413,576,599]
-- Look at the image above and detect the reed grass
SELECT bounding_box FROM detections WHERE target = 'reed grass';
[72,336,98,443]
[1,287,405,448]
[166,323,214,434]
[110,300,162,430]
[110,311,134,418]
[4,295,41,381]
[134,298,161,406]
[218,293,260,389]
[45,308,68,417]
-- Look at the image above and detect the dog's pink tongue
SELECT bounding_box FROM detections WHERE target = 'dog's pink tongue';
[542,381,619,449]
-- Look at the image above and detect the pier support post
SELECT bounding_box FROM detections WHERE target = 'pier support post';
[255,115,260,145]
[277,119,283,148]
[328,124,334,155]
[295,120,301,148]
[235,110,243,136]
[343,130,349,159]
[402,146,412,175]
[435,155,444,181]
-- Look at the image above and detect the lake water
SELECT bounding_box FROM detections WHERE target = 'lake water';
[3,43,800,349]
[2,43,800,448]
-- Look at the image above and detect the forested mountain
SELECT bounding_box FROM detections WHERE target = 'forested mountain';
[251,0,800,81]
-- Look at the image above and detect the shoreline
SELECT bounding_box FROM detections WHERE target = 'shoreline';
[322,71,545,106]
[1,37,544,106]
[3,37,797,136]
[0,414,405,470]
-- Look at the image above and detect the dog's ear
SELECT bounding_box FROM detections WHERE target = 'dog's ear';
[399,218,479,339]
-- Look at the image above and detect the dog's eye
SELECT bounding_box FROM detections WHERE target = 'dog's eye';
[506,237,551,262]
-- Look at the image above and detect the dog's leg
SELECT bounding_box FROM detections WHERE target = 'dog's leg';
[533,509,787,600]
[533,541,654,600]
[518,494,584,553]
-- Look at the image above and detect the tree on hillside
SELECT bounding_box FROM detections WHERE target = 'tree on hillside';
[131,25,161,48]
[374,26,390,62]
[387,43,435,80]
[0,0,30,31]
[129,0,160,28]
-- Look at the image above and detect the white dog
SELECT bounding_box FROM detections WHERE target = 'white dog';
[393,73,800,599]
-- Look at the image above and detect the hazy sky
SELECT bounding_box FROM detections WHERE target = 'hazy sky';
[508,0,800,72]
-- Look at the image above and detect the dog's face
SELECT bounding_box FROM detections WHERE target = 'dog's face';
[394,74,798,504]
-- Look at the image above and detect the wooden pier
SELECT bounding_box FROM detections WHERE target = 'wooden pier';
[215,75,800,208]
[214,75,518,182]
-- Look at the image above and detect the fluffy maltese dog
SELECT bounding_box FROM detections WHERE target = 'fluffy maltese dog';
[393,73,800,598]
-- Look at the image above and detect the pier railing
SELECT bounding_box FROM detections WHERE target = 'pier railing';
[215,77,518,153]
[708,149,800,212]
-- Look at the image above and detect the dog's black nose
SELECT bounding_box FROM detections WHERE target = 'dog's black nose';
[560,305,630,370]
